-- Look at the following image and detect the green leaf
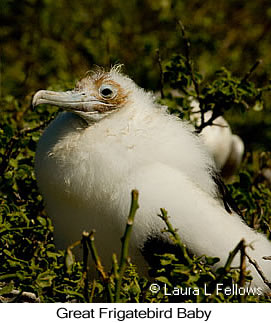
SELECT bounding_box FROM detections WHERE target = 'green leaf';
[253,100,263,111]
[65,249,75,274]
[36,271,56,288]
[155,276,172,287]
[0,282,14,296]
[37,216,47,227]
[205,256,220,266]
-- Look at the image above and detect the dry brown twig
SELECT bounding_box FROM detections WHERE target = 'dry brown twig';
[245,251,271,290]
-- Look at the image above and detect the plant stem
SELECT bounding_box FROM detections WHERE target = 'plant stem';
[207,239,245,300]
[158,208,192,265]
[84,230,114,302]
[223,239,244,273]
[156,48,165,99]
[245,251,271,289]
[82,231,89,302]
[242,59,262,83]
[115,189,139,302]
[177,19,204,126]
[238,240,247,302]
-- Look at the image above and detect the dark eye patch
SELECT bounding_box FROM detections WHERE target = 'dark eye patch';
[101,87,113,97]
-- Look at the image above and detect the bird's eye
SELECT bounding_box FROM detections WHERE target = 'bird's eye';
[99,84,116,99]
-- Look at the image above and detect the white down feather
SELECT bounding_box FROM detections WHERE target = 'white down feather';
[34,68,271,292]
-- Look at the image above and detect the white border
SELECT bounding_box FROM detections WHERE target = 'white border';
[1,303,270,323]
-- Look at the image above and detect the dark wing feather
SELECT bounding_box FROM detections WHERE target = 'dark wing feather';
[212,172,242,217]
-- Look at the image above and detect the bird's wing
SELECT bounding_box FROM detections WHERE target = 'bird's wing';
[131,161,240,254]
[129,162,271,291]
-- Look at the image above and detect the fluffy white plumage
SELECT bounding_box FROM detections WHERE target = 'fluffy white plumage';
[33,66,271,292]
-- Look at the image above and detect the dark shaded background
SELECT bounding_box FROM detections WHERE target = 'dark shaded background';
[1,0,271,149]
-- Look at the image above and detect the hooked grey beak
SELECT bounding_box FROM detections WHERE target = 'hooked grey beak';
[32,90,109,113]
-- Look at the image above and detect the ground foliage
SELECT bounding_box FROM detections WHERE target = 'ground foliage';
[1,0,271,303]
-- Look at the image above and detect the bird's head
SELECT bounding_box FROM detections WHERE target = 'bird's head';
[32,65,139,123]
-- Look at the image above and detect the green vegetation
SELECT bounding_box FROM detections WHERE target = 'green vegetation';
[1,0,271,302]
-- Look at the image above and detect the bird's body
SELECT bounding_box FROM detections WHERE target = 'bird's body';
[33,66,271,292]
